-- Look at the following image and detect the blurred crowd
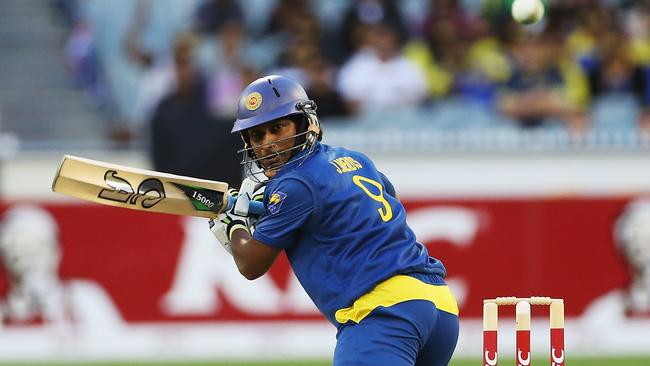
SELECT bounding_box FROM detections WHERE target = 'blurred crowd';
[52,0,650,163]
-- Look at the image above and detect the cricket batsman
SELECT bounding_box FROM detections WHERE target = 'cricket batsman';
[210,75,459,365]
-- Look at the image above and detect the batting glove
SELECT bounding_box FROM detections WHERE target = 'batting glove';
[232,178,265,217]
[235,179,265,231]
[227,186,240,200]
[209,179,265,255]
[209,210,249,256]
[248,183,265,232]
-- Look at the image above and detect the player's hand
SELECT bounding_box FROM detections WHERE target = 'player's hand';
[209,210,249,255]
[212,178,265,253]
[246,183,265,232]
[233,178,265,219]
[228,187,240,199]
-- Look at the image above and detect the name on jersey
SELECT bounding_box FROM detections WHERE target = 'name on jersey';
[330,157,363,174]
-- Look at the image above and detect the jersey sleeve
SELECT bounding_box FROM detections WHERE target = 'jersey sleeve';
[253,178,315,249]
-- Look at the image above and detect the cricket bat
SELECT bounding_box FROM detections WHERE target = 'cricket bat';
[52,155,264,218]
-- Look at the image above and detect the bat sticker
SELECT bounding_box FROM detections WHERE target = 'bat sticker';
[98,170,166,209]
[172,183,225,213]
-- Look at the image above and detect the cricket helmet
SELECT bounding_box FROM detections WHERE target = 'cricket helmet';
[233,75,314,132]
[233,75,321,179]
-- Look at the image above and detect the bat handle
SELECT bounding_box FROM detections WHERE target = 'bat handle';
[227,195,265,216]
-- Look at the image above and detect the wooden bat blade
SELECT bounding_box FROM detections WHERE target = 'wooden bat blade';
[52,155,230,218]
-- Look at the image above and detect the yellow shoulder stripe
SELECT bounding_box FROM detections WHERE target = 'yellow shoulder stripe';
[335,275,459,324]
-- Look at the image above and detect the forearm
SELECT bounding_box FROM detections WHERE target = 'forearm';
[230,229,280,280]
[230,228,254,276]
[210,178,278,280]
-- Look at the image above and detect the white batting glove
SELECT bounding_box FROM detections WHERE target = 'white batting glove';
[209,210,249,256]
[233,178,265,216]
[248,183,265,232]
[231,178,265,232]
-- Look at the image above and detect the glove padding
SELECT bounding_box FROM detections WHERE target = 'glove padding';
[232,178,265,232]
[233,178,265,217]
[209,210,249,255]
[209,179,265,255]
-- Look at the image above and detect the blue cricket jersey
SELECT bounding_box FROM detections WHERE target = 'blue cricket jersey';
[253,143,447,327]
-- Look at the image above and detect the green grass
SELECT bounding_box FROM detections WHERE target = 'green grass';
[3,358,650,366]
[0,361,618,366]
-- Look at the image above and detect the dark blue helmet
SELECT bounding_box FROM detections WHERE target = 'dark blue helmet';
[233,75,311,133]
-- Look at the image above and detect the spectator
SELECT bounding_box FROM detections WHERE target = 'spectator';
[338,0,407,62]
[150,32,241,186]
[625,3,650,68]
[266,0,316,37]
[202,20,259,121]
[337,22,428,114]
[454,36,513,107]
[626,3,650,133]
[106,0,199,147]
[269,32,321,86]
[632,61,650,134]
[498,31,586,133]
[64,20,107,110]
[304,58,349,118]
[194,0,244,35]
[196,10,274,74]
[576,24,650,133]
[587,36,638,98]
[265,0,335,69]
[406,0,501,104]
[404,0,468,99]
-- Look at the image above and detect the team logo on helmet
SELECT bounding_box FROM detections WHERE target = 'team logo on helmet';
[245,92,263,111]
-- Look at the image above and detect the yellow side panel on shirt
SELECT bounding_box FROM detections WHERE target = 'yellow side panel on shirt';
[335,275,459,324]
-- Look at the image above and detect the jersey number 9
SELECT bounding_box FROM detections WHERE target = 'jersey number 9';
[352,175,393,222]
